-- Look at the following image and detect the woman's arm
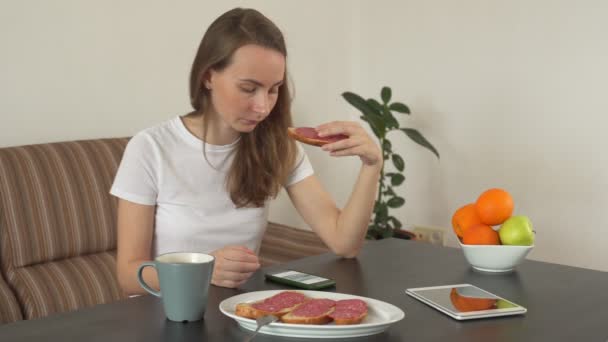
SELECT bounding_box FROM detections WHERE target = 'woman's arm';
[286,121,382,258]
[116,199,157,295]
[115,199,261,292]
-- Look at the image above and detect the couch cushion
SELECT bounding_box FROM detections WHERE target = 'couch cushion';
[0,275,22,324]
[0,138,129,270]
[6,251,123,320]
[259,222,330,266]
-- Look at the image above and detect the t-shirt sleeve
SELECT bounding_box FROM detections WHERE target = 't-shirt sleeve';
[284,143,314,187]
[110,132,159,205]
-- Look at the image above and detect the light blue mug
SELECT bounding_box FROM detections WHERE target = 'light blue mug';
[137,252,215,322]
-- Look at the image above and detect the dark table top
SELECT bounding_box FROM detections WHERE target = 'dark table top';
[1,238,607,341]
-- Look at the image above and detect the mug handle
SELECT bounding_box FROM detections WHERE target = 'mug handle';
[137,262,161,297]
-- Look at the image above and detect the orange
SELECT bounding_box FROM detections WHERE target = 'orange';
[450,288,497,312]
[452,203,483,240]
[475,188,514,226]
[462,224,501,245]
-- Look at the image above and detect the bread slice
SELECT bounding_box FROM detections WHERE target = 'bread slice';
[329,299,368,325]
[280,298,336,324]
[287,127,348,147]
[235,291,308,319]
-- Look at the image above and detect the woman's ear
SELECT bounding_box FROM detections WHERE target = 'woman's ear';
[204,69,216,90]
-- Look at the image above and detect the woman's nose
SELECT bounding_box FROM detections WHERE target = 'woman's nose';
[252,93,269,116]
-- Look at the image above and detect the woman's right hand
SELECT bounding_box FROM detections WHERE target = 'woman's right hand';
[210,245,261,288]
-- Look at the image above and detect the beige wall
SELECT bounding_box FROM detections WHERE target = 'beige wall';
[1,1,607,271]
[356,0,608,271]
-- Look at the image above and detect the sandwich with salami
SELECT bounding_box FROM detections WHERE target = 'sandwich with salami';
[235,291,308,319]
[287,127,348,147]
[235,291,368,325]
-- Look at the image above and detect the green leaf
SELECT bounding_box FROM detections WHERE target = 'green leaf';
[387,196,405,208]
[365,115,386,138]
[388,216,403,230]
[375,203,388,222]
[381,87,392,104]
[389,102,410,114]
[342,92,386,138]
[391,173,405,186]
[400,128,440,159]
[381,229,394,239]
[381,107,399,129]
[342,92,371,112]
[373,201,386,213]
[383,186,395,196]
[376,221,388,229]
[379,206,388,220]
[366,99,383,113]
[366,223,380,240]
[392,154,404,171]
[382,139,392,151]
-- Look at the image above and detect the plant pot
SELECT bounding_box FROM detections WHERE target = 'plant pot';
[393,229,416,240]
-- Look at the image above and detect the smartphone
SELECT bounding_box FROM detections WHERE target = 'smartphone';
[264,269,336,290]
[406,284,527,320]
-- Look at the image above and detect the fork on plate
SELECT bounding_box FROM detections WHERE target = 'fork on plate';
[245,315,279,342]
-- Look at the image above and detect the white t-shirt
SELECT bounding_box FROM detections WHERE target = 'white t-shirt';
[110,116,314,256]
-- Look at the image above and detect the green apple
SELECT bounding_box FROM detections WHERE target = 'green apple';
[499,215,535,246]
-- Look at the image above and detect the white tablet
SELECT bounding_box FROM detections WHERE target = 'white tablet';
[405,284,527,320]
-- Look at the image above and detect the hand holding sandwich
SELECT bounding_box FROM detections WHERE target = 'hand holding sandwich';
[316,121,382,167]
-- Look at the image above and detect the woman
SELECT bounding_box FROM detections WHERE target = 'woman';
[111,8,382,294]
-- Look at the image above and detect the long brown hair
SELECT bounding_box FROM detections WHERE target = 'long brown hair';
[189,8,297,208]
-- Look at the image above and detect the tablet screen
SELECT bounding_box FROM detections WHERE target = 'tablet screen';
[407,284,523,317]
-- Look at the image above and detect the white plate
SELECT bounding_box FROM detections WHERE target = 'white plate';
[219,290,405,338]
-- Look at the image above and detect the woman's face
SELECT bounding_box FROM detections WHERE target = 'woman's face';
[207,44,285,134]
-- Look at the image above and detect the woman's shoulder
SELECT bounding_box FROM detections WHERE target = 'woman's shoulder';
[130,116,182,143]
[136,116,181,138]
[121,117,185,160]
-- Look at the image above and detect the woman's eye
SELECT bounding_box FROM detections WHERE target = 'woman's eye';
[240,87,256,93]
[269,87,279,94]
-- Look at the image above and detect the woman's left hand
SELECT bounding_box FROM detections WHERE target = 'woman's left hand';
[316,121,382,168]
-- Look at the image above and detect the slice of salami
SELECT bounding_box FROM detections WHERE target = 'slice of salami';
[252,291,307,312]
[290,298,336,317]
[329,299,368,319]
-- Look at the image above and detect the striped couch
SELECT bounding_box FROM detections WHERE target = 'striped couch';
[0,138,329,324]
[0,138,129,323]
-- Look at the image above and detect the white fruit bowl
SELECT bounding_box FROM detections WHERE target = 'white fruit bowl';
[459,242,534,273]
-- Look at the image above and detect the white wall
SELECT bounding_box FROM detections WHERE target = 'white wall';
[356,0,608,271]
[0,0,359,230]
[1,1,607,271]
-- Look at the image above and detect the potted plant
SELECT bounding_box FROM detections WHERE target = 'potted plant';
[342,86,440,240]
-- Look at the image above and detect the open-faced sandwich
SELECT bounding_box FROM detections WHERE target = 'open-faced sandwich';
[235,291,368,325]
[287,127,348,147]
[280,298,336,325]
[235,291,307,319]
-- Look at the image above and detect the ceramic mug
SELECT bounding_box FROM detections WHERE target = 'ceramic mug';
[137,252,215,322]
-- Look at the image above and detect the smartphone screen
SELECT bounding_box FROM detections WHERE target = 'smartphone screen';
[265,270,336,290]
